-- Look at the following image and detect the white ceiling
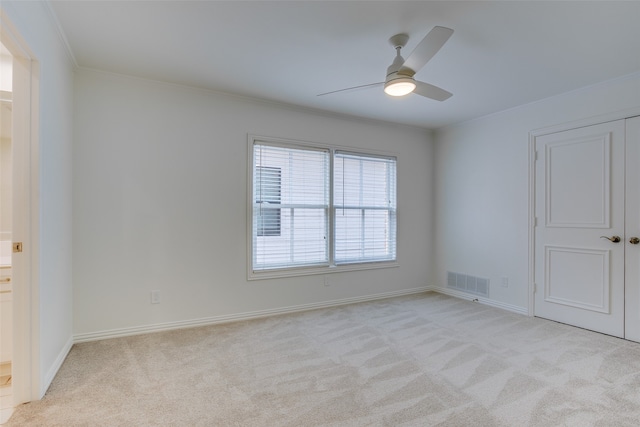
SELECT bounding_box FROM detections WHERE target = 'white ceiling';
[49,1,640,129]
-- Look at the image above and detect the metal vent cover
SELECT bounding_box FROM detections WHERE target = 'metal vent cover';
[447,271,489,297]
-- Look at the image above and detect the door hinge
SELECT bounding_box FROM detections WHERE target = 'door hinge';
[535,151,539,161]
[13,242,23,253]
[533,283,537,293]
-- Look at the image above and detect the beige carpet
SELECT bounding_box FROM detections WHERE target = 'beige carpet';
[6,292,640,426]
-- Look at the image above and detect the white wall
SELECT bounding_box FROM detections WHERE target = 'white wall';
[73,69,434,337]
[2,1,74,397]
[433,72,640,312]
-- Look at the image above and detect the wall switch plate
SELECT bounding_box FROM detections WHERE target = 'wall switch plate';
[501,277,509,288]
[151,290,161,304]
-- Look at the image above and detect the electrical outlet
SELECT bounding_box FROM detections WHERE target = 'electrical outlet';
[501,277,509,288]
[151,290,161,304]
[324,275,330,287]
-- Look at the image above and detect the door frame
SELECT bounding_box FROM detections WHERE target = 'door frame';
[528,107,640,317]
[0,10,41,406]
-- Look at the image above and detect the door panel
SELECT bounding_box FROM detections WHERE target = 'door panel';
[545,134,610,228]
[535,120,625,337]
[625,116,640,342]
[544,246,610,313]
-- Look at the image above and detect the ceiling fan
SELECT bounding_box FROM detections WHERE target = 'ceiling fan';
[318,26,454,101]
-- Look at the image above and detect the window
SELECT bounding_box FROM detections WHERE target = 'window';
[252,144,330,270]
[250,137,396,276]
[334,152,397,264]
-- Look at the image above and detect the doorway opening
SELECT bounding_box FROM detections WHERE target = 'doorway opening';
[0,12,39,423]
[0,39,14,424]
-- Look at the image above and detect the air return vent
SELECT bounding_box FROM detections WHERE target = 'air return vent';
[447,272,489,297]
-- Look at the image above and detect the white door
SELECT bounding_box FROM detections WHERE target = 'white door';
[534,120,626,337]
[1,19,38,408]
[625,116,640,342]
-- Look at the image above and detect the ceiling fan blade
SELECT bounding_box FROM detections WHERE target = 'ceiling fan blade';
[317,82,384,97]
[400,26,454,76]
[413,81,453,101]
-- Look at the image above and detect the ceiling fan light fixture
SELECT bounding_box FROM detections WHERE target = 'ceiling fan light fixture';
[384,78,416,97]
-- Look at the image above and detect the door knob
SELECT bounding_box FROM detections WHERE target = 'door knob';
[630,237,640,245]
[600,235,621,243]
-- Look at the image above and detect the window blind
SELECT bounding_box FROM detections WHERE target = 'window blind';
[334,152,397,264]
[255,166,282,237]
[253,143,330,270]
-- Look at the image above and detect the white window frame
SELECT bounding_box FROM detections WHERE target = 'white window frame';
[247,135,399,280]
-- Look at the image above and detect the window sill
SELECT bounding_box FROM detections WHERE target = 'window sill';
[248,260,399,281]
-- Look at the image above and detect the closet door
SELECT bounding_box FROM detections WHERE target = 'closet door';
[625,116,640,342]
[534,120,626,337]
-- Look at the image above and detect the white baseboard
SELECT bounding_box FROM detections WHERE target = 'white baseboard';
[41,336,73,398]
[74,286,432,343]
[430,286,529,316]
